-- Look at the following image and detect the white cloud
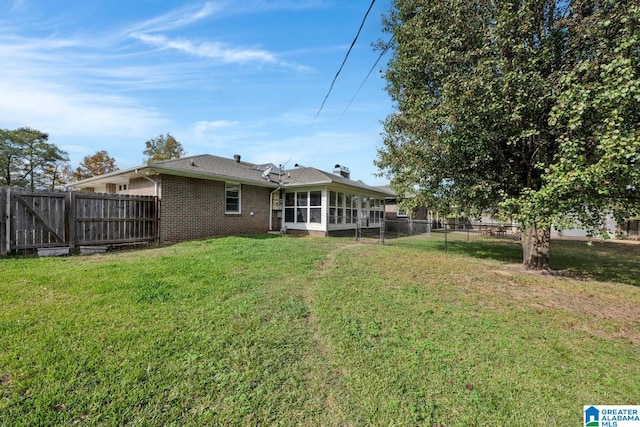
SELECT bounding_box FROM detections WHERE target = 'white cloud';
[133,33,276,64]
[124,2,311,71]
[193,120,240,133]
[0,78,165,138]
[125,2,222,34]
[131,33,307,71]
[0,36,85,65]
[59,144,90,154]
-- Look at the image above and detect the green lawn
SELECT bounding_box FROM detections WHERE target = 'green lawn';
[1,235,638,426]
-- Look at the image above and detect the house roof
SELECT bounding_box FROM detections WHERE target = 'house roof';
[148,155,279,187]
[69,154,389,196]
[69,154,280,189]
[282,167,391,197]
[373,185,397,197]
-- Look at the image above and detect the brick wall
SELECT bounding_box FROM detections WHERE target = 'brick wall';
[159,175,272,243]
[129,177,156,196]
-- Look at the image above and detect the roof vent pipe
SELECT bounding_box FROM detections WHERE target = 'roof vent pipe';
[233,154,241,162]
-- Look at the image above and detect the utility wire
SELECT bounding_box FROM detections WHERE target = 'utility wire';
[341,34,394,116]
[313,0,376,123]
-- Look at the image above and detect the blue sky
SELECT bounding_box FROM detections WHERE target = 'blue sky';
[0,0,394,185]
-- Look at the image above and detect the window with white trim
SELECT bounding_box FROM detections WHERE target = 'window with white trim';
[368,198,383,223]
[328,192,383,225]
[329,191,344,224]
[350,194,359,223]
[359,196,369,226]
[309,191,322,223]
[225,183,241,213]
[284,191,322,224]
[331,192,378,224]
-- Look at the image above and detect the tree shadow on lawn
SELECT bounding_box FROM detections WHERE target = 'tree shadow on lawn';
[550,240,640,287]
[392,237,640,287]
[392,236,522,263]
[444,240,523,263]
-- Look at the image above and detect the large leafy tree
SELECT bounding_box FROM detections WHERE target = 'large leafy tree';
[0,127,69,190]
[143,133,185,163]
[74,150,119,181]
[376,0,640,269]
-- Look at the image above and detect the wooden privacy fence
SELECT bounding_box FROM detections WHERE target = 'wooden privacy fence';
[1,188,158,256]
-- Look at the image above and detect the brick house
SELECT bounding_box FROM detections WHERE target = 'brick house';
[69,154,392,242]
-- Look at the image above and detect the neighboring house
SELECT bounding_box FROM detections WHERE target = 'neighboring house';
[68,154,391,243]
[551,215,640,240]
[377,186,431,221]
[472,211,636,239]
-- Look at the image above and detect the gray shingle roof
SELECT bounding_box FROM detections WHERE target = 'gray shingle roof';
[69,154,388,196]
[373,185,397,196]
[282,167,390,196]
[148,154,278,187]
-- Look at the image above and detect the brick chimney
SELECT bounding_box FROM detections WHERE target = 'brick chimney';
[333,164,350,179]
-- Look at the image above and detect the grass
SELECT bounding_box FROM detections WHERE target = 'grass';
[0,234,639,425]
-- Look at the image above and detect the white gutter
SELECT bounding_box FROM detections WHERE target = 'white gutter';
[135,169,159,196]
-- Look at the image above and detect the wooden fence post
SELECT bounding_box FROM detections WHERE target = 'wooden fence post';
[67,191,76,250]
[7,188,13,253]
[154,196,160,244]
[5,188,10,256]
[0,188,6,256]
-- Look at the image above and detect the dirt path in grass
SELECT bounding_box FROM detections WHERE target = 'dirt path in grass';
[298,243,362,425]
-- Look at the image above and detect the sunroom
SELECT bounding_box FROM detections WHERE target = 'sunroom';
[280,166,391,236]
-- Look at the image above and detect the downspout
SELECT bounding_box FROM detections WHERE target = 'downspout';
[281,187,286,233]
[134,169,158,196]
[269,185,282,232]
[269,166,285,233]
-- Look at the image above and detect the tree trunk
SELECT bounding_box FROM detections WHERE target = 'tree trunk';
[521,225,550,270]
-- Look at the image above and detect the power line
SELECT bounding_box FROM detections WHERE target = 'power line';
[341,34,394,116]
[313,0,377,123]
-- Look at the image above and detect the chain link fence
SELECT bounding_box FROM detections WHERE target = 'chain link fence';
[384,219,522,248]
[384,218,640,244]
[624,219,640,239]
